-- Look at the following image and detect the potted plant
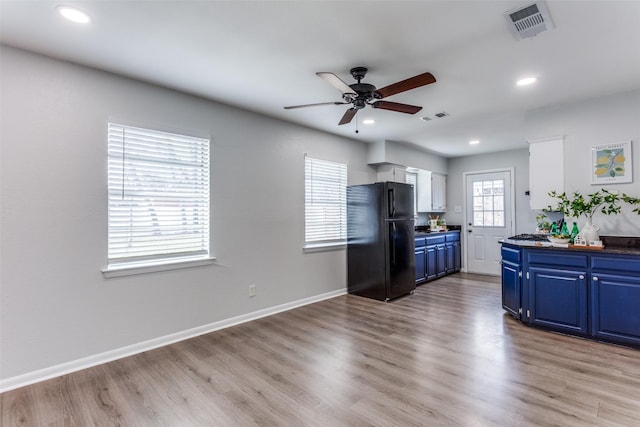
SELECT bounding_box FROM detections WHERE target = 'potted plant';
[535,213,552,234]
[544,189,640,242]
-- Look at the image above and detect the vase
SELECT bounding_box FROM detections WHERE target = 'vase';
[581,216,600,243]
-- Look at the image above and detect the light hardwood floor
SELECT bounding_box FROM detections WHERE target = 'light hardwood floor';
[2,273,639,426]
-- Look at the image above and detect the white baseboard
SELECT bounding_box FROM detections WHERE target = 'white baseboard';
[0,288,347,393]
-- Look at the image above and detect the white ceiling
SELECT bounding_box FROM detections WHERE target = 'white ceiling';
[2,1,640,157]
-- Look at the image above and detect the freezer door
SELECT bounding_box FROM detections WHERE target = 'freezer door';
[386,219,416,299]
[385,182,415,219]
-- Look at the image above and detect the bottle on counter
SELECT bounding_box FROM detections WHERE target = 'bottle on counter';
[550,222,558,235]
[570,222,579,243]
[560,222,569,236]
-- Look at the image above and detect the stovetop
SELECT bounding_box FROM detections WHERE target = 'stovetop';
[503,233,553,246]
[509,233,550,242]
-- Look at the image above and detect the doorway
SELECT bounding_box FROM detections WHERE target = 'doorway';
[463,169,515,275]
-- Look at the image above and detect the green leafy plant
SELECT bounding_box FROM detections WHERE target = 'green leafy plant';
[544,189,640,218]
[535,213,552,231]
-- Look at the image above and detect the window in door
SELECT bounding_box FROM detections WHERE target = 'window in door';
[472,179,505,227]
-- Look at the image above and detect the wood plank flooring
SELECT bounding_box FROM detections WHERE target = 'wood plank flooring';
[2,273,640,426]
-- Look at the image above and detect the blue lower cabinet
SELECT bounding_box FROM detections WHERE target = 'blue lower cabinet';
[425,245,438,280]
[436,244,446,277]
[502,244,640,348]
[590,272,640,346]
[502,261,521,320]
[501,245,522,320]
[416,231,461,284]
[529,267,588,335]
[415,247,426,284]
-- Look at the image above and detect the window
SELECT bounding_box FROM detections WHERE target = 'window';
[405,171,418,217]
[304,156,347,248]
[107,123,210,268]
[472,179,505,227]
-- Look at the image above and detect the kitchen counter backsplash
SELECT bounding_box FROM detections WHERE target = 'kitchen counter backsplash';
[415,224,461,233]
[601,235,640,249]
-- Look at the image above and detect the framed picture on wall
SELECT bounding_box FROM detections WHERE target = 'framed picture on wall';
[591,141,633,184]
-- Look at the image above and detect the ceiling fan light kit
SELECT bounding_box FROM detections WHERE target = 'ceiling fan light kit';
[285,66,436,126]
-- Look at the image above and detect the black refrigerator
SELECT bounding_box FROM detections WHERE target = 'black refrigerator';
[347,182,416,301]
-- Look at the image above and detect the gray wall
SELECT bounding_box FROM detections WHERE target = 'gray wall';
[0,46,375,381]
[525,89,640,235]
[367,140,447,174]
[447,148,534,234]
[446,89,640,238]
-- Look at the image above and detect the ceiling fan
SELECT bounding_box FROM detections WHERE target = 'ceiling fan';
[284,67,436,125]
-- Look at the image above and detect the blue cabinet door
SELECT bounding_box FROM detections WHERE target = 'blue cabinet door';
[502,261,521,319]
[453,241,461,272]
[590,272,640,347]
[436,244,446,277]
[415,247,426,284]
[445,243,455,273]
[529,267,588,335]
[425,245,437,281]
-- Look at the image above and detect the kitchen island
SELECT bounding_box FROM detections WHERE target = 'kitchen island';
[501,237,640,348]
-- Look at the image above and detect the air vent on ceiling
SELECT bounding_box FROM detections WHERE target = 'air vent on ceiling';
[504,1,554,40]
[434,112,449,118]
[420,116,432,121]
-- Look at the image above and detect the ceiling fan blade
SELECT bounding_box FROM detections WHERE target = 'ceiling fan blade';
[284,101,348,110]
[339,108,358,125]
[317,72,356,96]
[375,72,436,99]
[371,101,422,114]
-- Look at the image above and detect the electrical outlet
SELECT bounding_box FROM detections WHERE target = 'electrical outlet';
[249,284,256,297]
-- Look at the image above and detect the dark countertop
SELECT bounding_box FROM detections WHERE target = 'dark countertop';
[415,230,460,237]
[415,225,461,237]
[502,235,640,256]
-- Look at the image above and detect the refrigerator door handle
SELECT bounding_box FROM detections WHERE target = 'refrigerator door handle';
[391,222,397,266]
[388,188,395,218]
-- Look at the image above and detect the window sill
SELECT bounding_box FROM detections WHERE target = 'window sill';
[102,256,216,278]
[303,242,346,253]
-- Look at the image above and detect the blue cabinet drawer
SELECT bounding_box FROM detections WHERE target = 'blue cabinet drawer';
[426,235,446,245]
[445,232,460,242]
[527,250,588,269]
[501,245,521,264]
[415,237,426,248]
[591,255,640,274]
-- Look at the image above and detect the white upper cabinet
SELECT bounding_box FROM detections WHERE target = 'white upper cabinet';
[416,170,432,212]
[376,164,407,183]
[431,173,447,212]
[528,137,564,210]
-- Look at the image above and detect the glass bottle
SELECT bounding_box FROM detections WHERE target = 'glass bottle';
[570,222,579,243]
[550,222,558,235]
[560,222,569,237]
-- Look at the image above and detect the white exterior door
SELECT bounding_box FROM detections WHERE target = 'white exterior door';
[464,170,514,275]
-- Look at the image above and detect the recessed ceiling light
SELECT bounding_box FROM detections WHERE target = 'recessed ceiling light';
[57,5,91,24]
[517,77,537,86]
[362,119,375,125]
[469,140,480,145]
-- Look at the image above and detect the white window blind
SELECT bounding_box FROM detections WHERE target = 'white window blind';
[107,123,210,266]
[305,156,347,245]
